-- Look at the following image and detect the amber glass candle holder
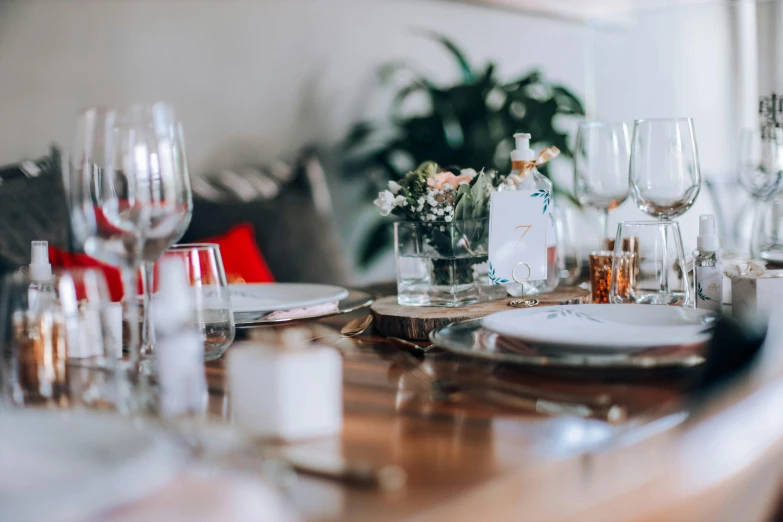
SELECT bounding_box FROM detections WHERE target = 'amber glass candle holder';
[589,250,636,304]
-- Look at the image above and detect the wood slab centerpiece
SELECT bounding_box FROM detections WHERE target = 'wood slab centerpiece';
[371,286,590,340]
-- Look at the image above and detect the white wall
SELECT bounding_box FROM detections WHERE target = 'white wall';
[0,0,589,171]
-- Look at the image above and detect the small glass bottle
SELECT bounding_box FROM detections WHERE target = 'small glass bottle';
[693,214,723,311]
[28,240,55,312]
[498,133,559,295]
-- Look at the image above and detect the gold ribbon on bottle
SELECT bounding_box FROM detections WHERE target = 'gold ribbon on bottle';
[507,146,561,184]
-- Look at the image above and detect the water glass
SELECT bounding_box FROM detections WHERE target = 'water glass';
[0,268,129,410]
[554,207,583,285]
[751,195,783,264]
[609,221,690,306]
[162,244,235,360]
[739,127,783,201]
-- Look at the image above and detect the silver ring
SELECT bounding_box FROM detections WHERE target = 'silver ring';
[512,262,532,284]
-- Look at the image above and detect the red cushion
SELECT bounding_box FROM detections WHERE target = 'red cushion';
[201,223,274,284]
[48,223,273,301]
[48,247,125,302]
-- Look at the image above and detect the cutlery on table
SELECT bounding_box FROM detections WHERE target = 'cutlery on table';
[309,314,374,344]
[393,352,627,423]
[276,448,407,491]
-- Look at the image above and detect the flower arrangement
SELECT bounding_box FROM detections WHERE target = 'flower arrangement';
[375,161,502,297]
[373,161,496,223]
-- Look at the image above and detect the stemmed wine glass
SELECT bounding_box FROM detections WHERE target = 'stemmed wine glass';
[629,118,700,302]
[739,127,783,200]
[629,118,701,220]
[739,128,783,260]
[573,121,631,245]
[67,103,192,372]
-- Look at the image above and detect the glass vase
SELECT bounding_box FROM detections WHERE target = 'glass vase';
[394,219,506,307]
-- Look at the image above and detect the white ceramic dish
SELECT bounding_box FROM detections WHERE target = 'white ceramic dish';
[481,304,717,352]
[228,283,349,313]
[0,409,181,522]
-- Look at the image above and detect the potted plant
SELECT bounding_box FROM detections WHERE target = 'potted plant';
[343,33,585,269]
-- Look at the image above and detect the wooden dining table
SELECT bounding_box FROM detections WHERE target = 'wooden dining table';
[203,300,697,522]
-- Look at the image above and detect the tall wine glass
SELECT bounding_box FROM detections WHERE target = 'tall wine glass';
[739,127,783,259]
[67,103,192,372]
[629,118,700,298]
[629,118,701,219]
[122,105,193,359]
[574,121,631,245]
[739,127,783,201]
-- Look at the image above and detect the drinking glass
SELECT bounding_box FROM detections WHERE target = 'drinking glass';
[629,118,701,219]
[609,221,690,306]
[739,127,783,201]
[162,244,235,361]
[740,128,783,262]
[554,206,583,285]
[0,268,131,410]
[574,121,631,243]
[67,103,192,370]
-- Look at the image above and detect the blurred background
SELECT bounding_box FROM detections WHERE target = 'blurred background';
[0,0,776,283]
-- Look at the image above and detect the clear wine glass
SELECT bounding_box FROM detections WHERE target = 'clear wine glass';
[739,127,783,201]
[163,244,235,361]
[67,103,192,372]
[121,106,193,359]
[574,121,631,244]
[629,118,701,219]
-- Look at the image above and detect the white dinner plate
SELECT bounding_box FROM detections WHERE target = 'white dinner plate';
[481,304,717,352]
[0,409,181,522]
[228,283,349,313]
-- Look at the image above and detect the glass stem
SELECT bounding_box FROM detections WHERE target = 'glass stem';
[599,209,610,248]
[140,261,155,357]
[660,217,670,298]
[121,265,141,373]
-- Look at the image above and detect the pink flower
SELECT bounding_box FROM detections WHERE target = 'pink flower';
[427,172,472,190]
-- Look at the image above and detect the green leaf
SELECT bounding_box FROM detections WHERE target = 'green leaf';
[416,30,476,83]
[469,172,490,219]
[553,86,585,116]
[454,183,473,221]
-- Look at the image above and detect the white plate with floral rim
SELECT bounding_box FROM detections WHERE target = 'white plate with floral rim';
[481,304,718,352]
[228,283,349,314]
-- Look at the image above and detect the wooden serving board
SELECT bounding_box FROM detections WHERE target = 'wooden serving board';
[371,286,591,341]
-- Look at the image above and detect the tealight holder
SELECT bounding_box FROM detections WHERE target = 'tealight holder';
[589,250,635,304]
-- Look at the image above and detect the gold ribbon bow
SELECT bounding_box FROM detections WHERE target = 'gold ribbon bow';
[507,146,561,184]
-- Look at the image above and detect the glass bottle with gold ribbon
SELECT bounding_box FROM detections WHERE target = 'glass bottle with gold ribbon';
[498,132,560,295]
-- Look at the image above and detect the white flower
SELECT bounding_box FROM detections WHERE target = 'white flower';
[445,205,453,212]
[388,180,402,195]
[374,190,395,216]
[445,215,453,223]
[458,180,470,186]
[460,168,478,179]
[393,195,406,207]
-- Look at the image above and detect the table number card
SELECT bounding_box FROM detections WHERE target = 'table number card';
[488,191,547,284]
